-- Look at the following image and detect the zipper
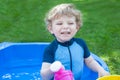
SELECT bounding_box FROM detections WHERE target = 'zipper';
[68,46,72,71]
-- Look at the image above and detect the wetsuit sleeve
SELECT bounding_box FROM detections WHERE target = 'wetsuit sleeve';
[42,41,57,63]
[75,38,91,58]
[82,40,91,58]
[43,46,54,63]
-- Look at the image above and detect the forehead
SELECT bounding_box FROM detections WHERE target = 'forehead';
[52,15,76,21]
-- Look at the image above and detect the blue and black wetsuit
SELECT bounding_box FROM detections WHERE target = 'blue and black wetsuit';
[43,38,90,80]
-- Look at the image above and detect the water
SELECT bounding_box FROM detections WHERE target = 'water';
[1,72,41,80]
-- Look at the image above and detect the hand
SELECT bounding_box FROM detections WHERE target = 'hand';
[98,70,110,77]
[50,61,64,72]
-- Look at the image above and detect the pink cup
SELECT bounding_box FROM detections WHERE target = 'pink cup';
[54,68,73,80]
[50,61,74,80]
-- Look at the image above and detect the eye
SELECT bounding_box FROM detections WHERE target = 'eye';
[56,22,63,25]
[68,22,74,25]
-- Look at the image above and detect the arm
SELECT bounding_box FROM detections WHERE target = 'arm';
[40,62,54,80]
[84,56,110,77]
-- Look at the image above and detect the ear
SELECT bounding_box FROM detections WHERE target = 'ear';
[47,25,53,34]
[76,26,80,31]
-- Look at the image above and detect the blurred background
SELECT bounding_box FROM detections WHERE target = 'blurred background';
[0,0,120,75]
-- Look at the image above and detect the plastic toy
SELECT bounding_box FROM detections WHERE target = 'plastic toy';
[50,61,74,80]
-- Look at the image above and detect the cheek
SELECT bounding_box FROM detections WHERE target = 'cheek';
[74,29,78,33]
[51,27,59,34]
[72,28,78,34]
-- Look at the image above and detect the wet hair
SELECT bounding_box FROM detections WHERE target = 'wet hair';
[44,3,83,28]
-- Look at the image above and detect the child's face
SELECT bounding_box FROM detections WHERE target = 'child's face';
[48,15,79,43]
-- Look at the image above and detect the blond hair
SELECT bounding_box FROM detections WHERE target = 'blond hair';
[44,3,83,28]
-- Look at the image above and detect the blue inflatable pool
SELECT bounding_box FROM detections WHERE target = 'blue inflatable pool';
[0,42,109,80]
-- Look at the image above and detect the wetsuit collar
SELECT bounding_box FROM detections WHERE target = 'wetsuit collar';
[56,38,74,47]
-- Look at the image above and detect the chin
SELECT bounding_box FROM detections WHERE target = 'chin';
[61,38,71,42]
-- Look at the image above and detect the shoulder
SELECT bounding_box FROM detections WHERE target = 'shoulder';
[74,38,85,42]
[45,40,58,51]
[74,38,87,47]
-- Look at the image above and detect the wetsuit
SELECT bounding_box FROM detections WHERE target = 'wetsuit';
[43,38,90,80]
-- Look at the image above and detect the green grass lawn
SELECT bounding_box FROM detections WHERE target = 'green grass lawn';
[0,0,120,75]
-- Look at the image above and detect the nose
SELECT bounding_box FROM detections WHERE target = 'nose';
[63,23,69,29]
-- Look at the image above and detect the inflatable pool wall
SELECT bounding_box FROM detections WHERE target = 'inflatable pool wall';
[0,42,109,80]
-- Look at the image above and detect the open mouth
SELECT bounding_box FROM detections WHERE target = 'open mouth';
[61,32,71,35]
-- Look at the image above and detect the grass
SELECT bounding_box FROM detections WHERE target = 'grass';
[0,0,120,75]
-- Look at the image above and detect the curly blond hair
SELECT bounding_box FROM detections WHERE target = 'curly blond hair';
[44,3,83,28]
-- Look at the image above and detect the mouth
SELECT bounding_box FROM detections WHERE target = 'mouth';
[61,32,71,35]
